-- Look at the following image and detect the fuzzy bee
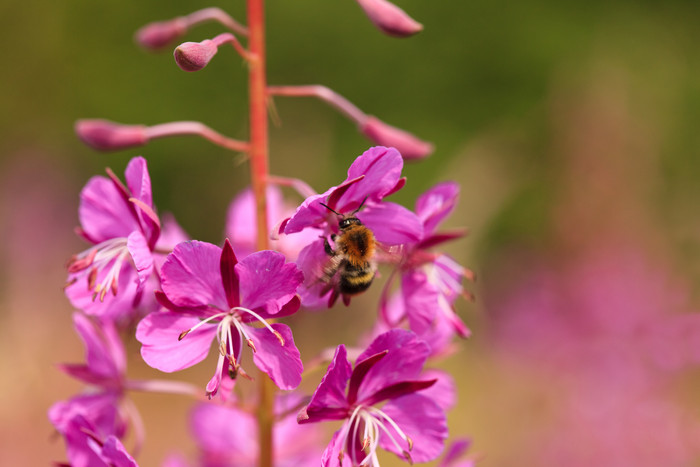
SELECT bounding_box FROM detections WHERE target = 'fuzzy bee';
[319,200,376,300]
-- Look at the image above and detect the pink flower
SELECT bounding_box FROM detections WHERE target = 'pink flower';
[298,330,448,466]
[136,240,304,397]
[281,146,423,307]
[379,182,472,354]
[65,157,187,322]
[354,0,423,38]
[186,394,323,466]
[225,186,320,261]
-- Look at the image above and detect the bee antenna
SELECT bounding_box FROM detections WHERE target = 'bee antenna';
[319,202,342,216]
[350,196,369,216]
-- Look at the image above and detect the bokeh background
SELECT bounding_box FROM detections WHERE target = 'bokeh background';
[3,0,700,465]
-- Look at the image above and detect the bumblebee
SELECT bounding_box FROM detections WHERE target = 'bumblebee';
[320,201,376,298]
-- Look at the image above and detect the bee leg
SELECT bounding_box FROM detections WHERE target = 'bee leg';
[323,237,335,256]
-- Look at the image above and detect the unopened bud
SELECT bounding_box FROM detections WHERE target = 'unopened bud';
[174,40,218,72]
[75,119,148,151]
[361,116,434,160]
[135,18,187,50]
[355,0,423,38]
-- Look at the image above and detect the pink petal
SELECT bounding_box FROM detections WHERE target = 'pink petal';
[299,345,352,424]
[127,230,154,291]
[136,311,214,372]
[379,394,448,463]
[160,241,228,310]
[283,189,335,235]
[49,392,124,439]
[249,323,303,390]
[155,213,190,251]
[361,116,433,159]
[72,313,123,380]
[65,263,143,320]
[401,270,440,335]
[359,201,423,245]
[421,369,457,411]
[296,239,335,310]
[220,239,240,308]
[439,439,474,467]
[190,403,257,461]
[415,181,460,236]
[237,250,303,316]
[321,426,355,467]
[78,176,139,243]
[101,436,138,467]
[124,156,158,243]
[337,146,404,212]
[355,330,430,403]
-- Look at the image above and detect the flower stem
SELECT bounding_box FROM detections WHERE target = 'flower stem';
[247,1,275,466]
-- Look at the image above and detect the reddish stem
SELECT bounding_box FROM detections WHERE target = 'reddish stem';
[247,1,275,466]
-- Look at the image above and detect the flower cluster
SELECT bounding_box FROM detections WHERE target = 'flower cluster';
[51,3,474,467]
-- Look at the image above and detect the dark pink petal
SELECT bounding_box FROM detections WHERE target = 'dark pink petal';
[79,176,139,242]
[325,175,366,212]
[379,393,448,463]
[237,250,303,316]
[220,239,240,308]
[57,363,107,386]
[359,201,422,245]
[420,369,457,411]
[417,229,468,250]
[127,230,154,291]
[249,323,303,390]
[415,181,459,236]
[101,436,138,467]
[72,313,123,380]
[362,379,436,406]
[347,350,388,405]
[355,329,430,403]
[283,189,335,235]
[321,426,354,467]
[160,241,228,310]
[190,403,257,462]
[274,295,302,318]
[337,146,404,212]
[299,345,352,424]
[355,0,423,38]
[136,311,214,372]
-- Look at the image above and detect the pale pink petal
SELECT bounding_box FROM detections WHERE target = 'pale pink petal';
[66,263,143,320]
[160,241,228,310]
[439,439,473,467]
[136,311,214,372]
[249,323,303,390]
[359,201,423,245]
[415,181,459,236]
[379,394,448,463]
[237,250,303,316]
[355,330,430,402]
[124,156,153,210]
[191,403,257,463]
[72,313,123,380]
[401,270,440,335]
[299,345,352,424]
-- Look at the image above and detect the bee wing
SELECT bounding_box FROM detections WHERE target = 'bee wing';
[375,242,404,263]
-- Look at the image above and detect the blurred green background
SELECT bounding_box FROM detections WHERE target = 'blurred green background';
[3,0,700,465]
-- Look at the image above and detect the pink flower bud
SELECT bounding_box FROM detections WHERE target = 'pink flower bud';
[361,116,434,159]
[174,40,218,72]
[355,0,423,38]
[75,120,148,151]
[135,18,187,50]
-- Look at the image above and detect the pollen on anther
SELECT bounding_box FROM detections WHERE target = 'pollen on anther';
[178,330,190,341]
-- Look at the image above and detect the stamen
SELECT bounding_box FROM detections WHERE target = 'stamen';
[179,312,228,340]
[232,307,285,345]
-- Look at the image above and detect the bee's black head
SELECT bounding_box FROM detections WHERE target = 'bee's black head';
[339,217,362,230]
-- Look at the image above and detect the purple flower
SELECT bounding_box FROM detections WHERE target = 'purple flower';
[379,182,472,354]
[226,185,320,261]
[186,394,323,466]
[298,329,448,466]
[281,146,422,307]
[135,239,304,396]
[65,156,187,322]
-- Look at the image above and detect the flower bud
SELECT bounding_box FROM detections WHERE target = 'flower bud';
[174,40,218,72]
[355,0,423,38]
[361,116,434,159]
[135,18,187,50]
[75,120,147,151]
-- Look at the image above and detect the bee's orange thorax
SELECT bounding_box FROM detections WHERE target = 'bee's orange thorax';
[338,225,375,267]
